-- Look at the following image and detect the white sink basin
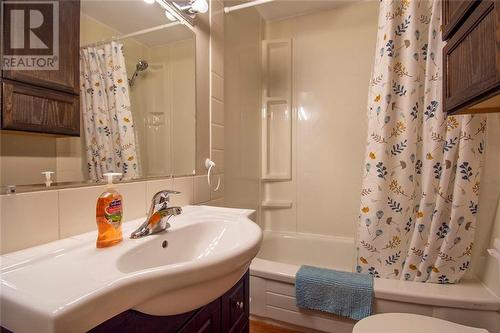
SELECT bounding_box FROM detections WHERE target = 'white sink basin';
[0,206,262,333]
[117,221,235,273]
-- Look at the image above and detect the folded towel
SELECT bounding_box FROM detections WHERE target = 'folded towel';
[295,265,373,320]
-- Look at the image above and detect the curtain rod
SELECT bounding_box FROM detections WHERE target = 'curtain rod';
[224,0,274,14]
[80,21,181,49]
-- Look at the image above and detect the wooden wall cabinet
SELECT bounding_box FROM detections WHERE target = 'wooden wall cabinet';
[442,0,479,40]
[2,80,80,135]
[442,0,500,115]
[1,0,80,136]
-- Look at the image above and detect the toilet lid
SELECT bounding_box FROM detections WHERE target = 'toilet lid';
[353,313,489,333]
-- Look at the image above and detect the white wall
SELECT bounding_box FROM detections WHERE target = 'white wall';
[0,133,57,186]
[208,0,226,206]
[261,1,378,237]
[224,7,263,222]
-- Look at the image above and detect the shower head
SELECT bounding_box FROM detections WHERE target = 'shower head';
[129,59,149,86]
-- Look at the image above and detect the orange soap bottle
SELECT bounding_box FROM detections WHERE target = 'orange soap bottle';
[96,173,123,248]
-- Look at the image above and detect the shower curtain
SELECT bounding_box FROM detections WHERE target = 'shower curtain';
[80,41,139,181]
[357,0,487,283]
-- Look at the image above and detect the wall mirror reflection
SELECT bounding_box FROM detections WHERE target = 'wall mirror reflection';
[0,0,196,192]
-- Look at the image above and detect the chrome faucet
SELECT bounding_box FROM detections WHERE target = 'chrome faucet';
[130,190,182,239]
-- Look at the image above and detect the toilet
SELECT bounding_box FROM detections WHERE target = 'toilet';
[353,313,489,333]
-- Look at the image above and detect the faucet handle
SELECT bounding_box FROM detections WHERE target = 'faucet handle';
[152,190,181,205]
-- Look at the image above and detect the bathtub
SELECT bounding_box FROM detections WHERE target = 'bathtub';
[250,231,500,333]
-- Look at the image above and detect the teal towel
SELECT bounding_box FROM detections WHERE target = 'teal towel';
[295,265,374,320]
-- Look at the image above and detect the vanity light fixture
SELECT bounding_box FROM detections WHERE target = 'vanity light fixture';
[171,0,208,14]
[156,0,191,26]
[190,0,208,14]
[144,0,155,4]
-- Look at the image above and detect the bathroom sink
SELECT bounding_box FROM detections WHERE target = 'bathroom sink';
[117,221,236,273]
[0,206,262,333]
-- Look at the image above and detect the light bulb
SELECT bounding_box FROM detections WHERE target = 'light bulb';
[191,0,208,13]
[165,10,177,21]
[144,0,155,4]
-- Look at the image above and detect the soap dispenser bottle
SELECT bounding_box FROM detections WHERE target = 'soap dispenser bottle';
[96,173,123,248]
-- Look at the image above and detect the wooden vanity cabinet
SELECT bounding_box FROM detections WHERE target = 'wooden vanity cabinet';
[221,271,249,333]
[88,271,250,333]
[442,0,500,114]
[1,0,80,136]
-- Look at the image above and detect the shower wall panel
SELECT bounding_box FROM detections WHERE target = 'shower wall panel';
[263,1,379,237]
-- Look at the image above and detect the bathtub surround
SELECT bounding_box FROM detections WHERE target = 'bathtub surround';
[224,1,379,234]
[80,41,140,181]
[357,0,487,283]
[262,1,378,236]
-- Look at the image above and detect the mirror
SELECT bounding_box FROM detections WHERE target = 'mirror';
[0,0,197,191]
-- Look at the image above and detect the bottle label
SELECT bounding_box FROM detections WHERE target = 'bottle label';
[105,199,122,228]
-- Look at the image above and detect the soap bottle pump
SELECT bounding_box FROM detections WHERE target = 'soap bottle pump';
[96,172,123,248]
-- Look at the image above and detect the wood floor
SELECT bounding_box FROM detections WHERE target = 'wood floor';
[249,320,303,333]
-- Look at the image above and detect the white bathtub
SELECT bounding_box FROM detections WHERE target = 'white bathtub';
[250,231,500,333]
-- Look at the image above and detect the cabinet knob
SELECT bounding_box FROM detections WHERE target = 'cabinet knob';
[236,301,243,309]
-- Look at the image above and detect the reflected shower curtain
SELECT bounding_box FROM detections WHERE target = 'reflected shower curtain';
[80,41,139,181]
[357,0,487,283]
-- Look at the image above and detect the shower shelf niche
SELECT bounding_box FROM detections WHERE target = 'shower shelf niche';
[261,39,292,181]
[261,200,293,209]
[262,174,290,182]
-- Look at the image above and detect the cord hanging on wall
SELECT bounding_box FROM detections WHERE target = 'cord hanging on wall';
[205,158,221,192]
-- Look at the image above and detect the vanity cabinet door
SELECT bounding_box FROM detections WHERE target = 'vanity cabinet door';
[1,0,80,135]
[1,0,80,94]
[443,0,500,114]
[178,299,222,333]
[222,272,249,333]
[442,0,479,40]
[1,80,80,136]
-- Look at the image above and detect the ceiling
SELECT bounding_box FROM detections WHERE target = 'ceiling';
[81,0,194,46]
[225,0,350,21]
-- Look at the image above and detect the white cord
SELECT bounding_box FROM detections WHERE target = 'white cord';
[205,158,221,192]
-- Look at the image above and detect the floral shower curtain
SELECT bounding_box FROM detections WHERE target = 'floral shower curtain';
[80,41,139,181]
[357,0,487,283]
